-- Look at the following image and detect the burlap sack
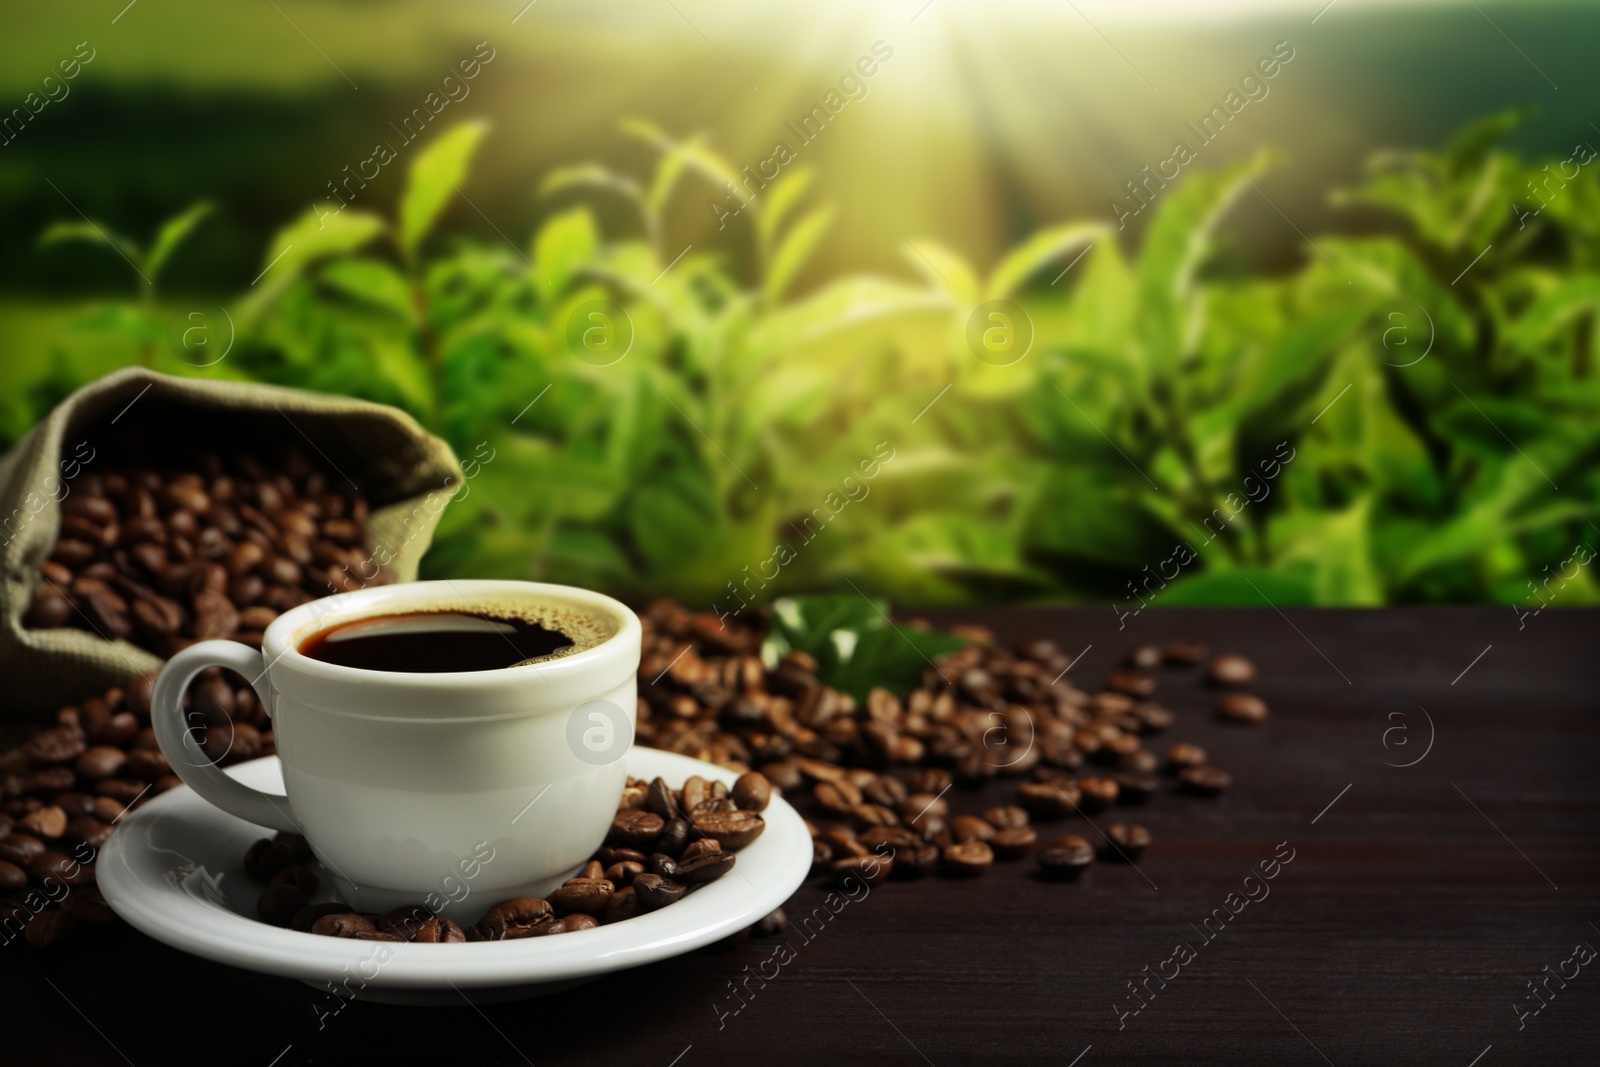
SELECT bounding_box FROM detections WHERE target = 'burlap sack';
[0,367,464,718]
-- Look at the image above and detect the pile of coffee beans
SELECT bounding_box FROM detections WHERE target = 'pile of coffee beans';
[1,598,1270,951]
[244,772,768,940]
[0,670,270,948]
[23,448,389,657]
[634,602,1266,885]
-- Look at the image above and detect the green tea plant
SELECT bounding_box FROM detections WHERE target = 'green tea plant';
[12,112,1598,608]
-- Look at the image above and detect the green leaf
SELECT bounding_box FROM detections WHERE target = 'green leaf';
[901,240,979,306]
[986,222,1108,301]
[761,595,968,699]
[399,120,490,259]
[533,207,600,298]
[629,484,713,572]
[1136,150,1275,370]
[39,221,143,274]
[235,204,388,323]
[1157,568,1316,606]
[144,201,213,283]
[318,258,417,323]
[541,163,644,207]
[757,167,816,251]
[763,205,833,303]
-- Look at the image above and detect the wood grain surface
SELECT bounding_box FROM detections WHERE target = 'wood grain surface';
[4,608,1596,1066]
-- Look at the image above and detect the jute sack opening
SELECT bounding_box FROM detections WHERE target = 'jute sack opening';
[0,367,464,718]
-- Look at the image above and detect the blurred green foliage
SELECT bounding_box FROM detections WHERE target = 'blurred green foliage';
[5,112,1597,609]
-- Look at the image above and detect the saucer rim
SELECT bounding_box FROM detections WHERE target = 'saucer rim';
[97,748,811,990]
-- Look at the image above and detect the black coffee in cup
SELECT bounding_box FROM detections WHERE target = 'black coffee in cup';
[300,610,581,673]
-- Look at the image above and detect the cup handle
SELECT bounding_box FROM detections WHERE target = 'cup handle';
[151,639,300,834]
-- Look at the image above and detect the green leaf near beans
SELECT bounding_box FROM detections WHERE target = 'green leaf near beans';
[761,595,968,700]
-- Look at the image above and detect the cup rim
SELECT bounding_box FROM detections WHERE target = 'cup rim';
[259,579,640,688]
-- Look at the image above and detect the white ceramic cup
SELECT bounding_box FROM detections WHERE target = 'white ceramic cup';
[150,580,641,922]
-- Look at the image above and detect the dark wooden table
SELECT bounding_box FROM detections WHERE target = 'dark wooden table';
[5,608,1597,1066]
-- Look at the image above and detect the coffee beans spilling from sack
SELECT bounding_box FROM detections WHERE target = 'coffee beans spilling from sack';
[23,449,390,657]
[245,772,769,941]
[634,601,1265,885]
[0,670,268,948]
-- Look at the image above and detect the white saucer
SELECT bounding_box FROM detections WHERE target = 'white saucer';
[98,749,811,1005]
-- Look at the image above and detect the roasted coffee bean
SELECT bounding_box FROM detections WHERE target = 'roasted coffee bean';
[1206,653,1257,687]
[608,810,665,849]
[1077,776,1120,813]
[631,873,687,910]
[648,853,680,879]
[1037,835,1095,880]
[1165,742,1208,770]
[755,908,787,936]
[480,897,558,939]
[21,767,76,797]
[562,913,599,933]
[243,838,298,880]
[19,806,68,840]
[942,839,994,876]
[983,805,1029,830]
[990,825,1038,859]
[1161,639,1207,666]
[33,851,94,887]
[1132,703,1175,732]
[1126,644,1163,669]
[596,846,648,869]
[1104,823,1152,861]
[0,860,26,893]
[378,904,436,940]
[676,850,736,884]
[551,878,614,915]
[1113,773,1158,804]
[68,817,114,850]
[257,884,309,927]
[1105,669,1157,698]
[124,748,171,780]
[61,885,117,925]
[602,886,641,924]
[74,746,127,781]
[1217,693,1269,724]
[291,902,351,933]
[1016,780,1078,819]
[658,817,690,857]
[680,838,721,862]
[604,861,644,887]
[414,917,469,943]
[732,772,771,812]
[23,727,86,766]
[25,909,76,949]
[267,865,319,896]
[832,853,891,886]
[645,776,678,819]
[814,780,862,814]
[0,834,46,866]
[690,811,765,849]
[1179,765,1232,796]
[950,815,995,844]
[892,843,940,879]
[90,797,124,824]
